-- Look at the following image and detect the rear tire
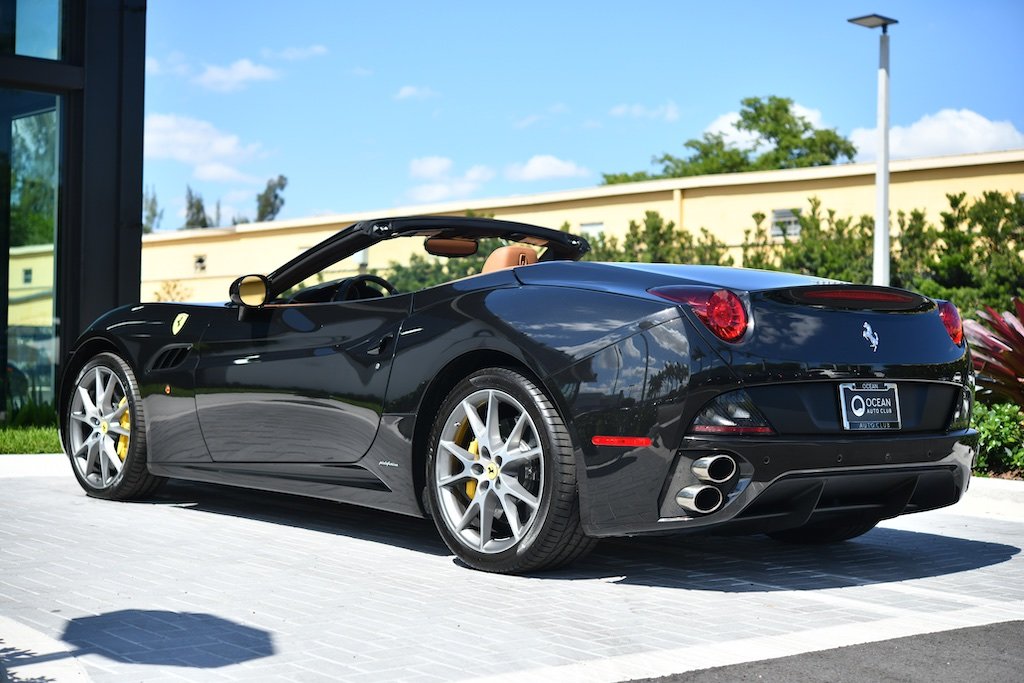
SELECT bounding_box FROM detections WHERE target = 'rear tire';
[64,352,164,500]
[425,367,595,573]
[767,516,879,544]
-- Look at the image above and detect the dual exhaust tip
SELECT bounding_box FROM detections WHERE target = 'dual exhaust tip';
[675,454,737,515]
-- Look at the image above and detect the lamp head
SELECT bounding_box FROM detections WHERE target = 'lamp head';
[848,14,898,32]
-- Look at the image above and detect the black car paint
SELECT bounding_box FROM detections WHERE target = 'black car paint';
[59,218,977,538]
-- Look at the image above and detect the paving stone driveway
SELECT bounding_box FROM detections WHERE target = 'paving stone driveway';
[1,457,1022,682]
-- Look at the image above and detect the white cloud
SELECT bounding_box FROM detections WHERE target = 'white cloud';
[145,52,190,77]
[262,44,328,61]
[351,66,373,77]
[394,85,438,100]
[792,104,824,128]
[609,101,679,123]
[194,163,259,184]
[505,155,589,182]
[145,114,261,184]
[852,109,1024,161]
[409,156,453,180]
[704,111,759,149]
[513,114,543,129]
[407,159,494,202]
[194,59,278,92]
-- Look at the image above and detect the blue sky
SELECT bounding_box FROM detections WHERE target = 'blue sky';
[143,0,1024,229]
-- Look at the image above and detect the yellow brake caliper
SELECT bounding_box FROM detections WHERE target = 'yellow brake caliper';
[115,397,131,461]
[466,439,479,498]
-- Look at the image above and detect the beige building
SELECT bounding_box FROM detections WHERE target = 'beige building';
[9,149,1024,313]
[140,149,1024,303]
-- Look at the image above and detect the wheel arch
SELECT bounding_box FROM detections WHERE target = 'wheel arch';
[57,337,133,451]
[409,349,570,514]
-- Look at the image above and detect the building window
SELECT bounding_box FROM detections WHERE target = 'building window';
[22,268,32,284]
[579,222,604,235]
[5,0,63,60]
[770,209,800,238]
[194,255,206,273]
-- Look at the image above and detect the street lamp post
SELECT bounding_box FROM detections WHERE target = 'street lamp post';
[849,13,898,287]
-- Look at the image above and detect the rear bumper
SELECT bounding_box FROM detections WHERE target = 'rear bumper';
[580,429,976,537]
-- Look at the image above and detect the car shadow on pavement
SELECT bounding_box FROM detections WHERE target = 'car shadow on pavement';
[140,481,1018,589]
[546,528,1020,590]
[150,480,449,557]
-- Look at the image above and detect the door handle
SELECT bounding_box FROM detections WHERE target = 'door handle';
[366,334,394,356]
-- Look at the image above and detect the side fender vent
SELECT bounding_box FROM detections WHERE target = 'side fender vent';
[150,344,193,371]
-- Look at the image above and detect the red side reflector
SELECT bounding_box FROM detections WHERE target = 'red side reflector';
[690,425,774,435]
[591,436,653,447]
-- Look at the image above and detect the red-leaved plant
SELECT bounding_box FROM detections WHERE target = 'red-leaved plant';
[964,297,1024,408]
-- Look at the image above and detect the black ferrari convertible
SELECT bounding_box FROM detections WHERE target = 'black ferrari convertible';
[59,215,977,573]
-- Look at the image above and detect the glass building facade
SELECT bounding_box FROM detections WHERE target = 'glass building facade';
[0,0,145,423]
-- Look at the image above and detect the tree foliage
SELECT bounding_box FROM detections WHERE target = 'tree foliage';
[184,186,210,229]
[142,186,163,234]
[584,211,734,266]
[738,191,1024,314]
[256,175,288,222]
[8,110,57,247]
[603,96,856,185]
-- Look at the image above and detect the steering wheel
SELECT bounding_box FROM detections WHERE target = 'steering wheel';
[332,274,399,302]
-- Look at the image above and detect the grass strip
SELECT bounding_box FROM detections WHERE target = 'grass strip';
[0,427,62,454]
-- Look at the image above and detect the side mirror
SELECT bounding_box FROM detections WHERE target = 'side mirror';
[229,274,270,308]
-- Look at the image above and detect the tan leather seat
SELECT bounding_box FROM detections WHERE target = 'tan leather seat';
[481,245,538,274]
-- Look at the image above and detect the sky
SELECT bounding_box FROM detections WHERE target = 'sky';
[143,0,1024,230]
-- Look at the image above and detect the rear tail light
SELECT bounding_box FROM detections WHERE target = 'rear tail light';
[688,390,774,435]
[650,286,749,342]
[937,300,963,345]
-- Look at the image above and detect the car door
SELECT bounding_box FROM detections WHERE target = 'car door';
[193,295,410,463]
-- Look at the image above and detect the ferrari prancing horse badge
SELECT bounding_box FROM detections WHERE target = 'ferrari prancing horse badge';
[172,313,189,335]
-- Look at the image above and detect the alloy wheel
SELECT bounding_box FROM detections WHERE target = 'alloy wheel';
[68,366,132,489]
[434,388,544,554]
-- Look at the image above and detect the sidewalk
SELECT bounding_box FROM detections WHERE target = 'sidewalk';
[1,454,1021,683]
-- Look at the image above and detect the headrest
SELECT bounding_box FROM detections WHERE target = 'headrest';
[481,245,538,274]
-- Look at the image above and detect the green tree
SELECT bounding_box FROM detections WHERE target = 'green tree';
[603,96,856,184]
[737,96,857,171]
[142,186,163,234]
[8,110,57,247]
[890,209,934,290]
[582,211,733,266]
[741,213,779,271]
[916,191,1024,313]
[184,186,210,229]
[256,175,288,222]
[776,198,873,284]
[385,211,503,291]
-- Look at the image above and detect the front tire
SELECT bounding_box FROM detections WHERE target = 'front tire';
[64,352,164,500]
[425,368,595,573]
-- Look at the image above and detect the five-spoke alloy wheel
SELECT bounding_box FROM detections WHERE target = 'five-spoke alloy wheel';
[426,367,594,573]
[65,352,163,499]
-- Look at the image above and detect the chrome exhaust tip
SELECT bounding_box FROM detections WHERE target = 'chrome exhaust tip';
[691,454,737,483]
[675,485,724,514]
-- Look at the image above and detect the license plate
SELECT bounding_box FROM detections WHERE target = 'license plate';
[839,382,901,431]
